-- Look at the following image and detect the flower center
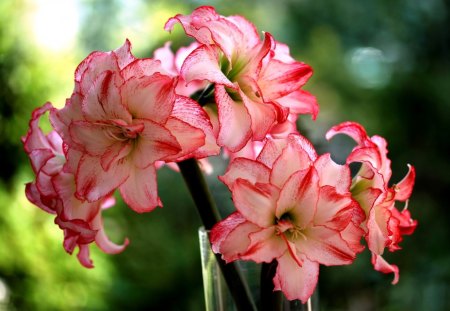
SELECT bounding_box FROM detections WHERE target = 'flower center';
[276,214,307,242]
[102,119,145,141]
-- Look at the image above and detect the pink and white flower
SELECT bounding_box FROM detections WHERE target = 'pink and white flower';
[50,40,218,213]
[326,121,416,284]
[22,103,128,268]
[211,134,365,302]
[165,6,318,152]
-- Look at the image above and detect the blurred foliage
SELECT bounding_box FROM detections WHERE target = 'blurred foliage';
[0,0,449,310]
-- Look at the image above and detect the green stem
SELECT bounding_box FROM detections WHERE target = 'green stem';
[178,158,257,311]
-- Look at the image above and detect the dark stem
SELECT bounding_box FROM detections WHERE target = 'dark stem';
[260,260,284,311]
[178,158,257,311]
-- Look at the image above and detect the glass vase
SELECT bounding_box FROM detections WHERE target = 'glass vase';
[198,227,318,311]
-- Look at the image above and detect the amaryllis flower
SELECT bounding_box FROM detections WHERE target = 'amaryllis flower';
[211,134,365,302]
[23,103,128,268]
[50,40,218,213]
[165,6,318,152]
[326,121,416,284]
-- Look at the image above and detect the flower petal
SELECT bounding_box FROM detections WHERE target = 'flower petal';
[371,253,399,284]
[119,164,161,213]
[219,157,271,189]
[75,154,129,202]
[394,164,415,201]
[241,227,286,263]
[276,167,319,229]
[132,119,181,168]
[298,225,357,266]
[181,45,234,87]
[314,153,351,193]
[215,85,252,152]
[232,179,278,228]
[273,252,319,303]
[120,73,176,123]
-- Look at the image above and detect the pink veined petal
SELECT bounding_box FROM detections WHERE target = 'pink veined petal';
[25,182,56,214]
[210,211,247,253]
[50,94,84,148]
[239,89,277,141]
[270,134,317,188]
[347,146,383,173]
[314,153,351,193]
[273,252,319,303]
[171,96,220,158]
[352,187,383,217]
[27,149,54,175]
[163,116,206,162]
[276,167,319,229]
[313,186,358,229]
[181,45,234,88]
[153,41,177,76]
[112,39,136,70]
[164,6,217,45]
[75,50,120,95]
[119,164,161,213]
[241,227,286,263]
[120,73,176,123]
[22,102,54,152]
[100,141,132,171]
[120,58,166,81]
[219,157,271,189]
[341,218,366,254]
[231,179,278,228]
[367,205,391,255]
[258,59,313,100]
[131,119,181,168]
[226,15,260,50]
[82,70,131,123]
[69,121,117,156]
[325,121,372,147]
[215,85,252,152]
[390,207,417,236]
[371,253,399,284]
[213,217,260,263]
[75,154,129,202]
[77,244,94,268]
[276,90,319,120]
[394,164,416,201]
[297,225,357,266]
[256,137,289,169]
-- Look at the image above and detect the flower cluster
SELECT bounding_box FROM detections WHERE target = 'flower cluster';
[23,6,416,303]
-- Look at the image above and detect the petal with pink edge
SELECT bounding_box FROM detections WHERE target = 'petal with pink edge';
[215,85,252,152]
[297,225,356,266]
[232,179,277,228]
[371,253,399,284]
[273,252,319,303]
[120,73,176,123]
[394,164,415,201]
[181,45,234,88]
[119,164,161,213]
[75,154,129,202]
[314,153,351,193]
[276,167,319,229]
[219,157,271,189]
[241,227,286,263]
[82,71,131,122]
[132,119,181,168]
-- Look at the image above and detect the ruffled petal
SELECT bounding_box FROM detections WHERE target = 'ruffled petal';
[241,227,286,263]
[75,154,129,202]
[219,157,271,189]
[181,45,234,87]
[371,253,399,284]
[120,73,176,123]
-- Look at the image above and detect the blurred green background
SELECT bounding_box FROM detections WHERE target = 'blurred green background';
[1,0,449,310]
